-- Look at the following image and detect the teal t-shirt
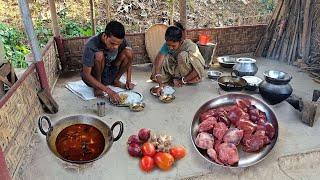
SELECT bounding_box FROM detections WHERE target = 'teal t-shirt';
[159,43,174,55]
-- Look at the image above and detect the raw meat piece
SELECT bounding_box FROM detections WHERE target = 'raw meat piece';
[198,118,217,132]
[242,130,270,152]
[202,116,218,124]
[223,128,244,145]
[264,122,275,139]
[214,138,222,150]
[216,143,240,165]
[256,123,275,139]
[200,112,212,122]
[237,119,257,135]
[236,99,251,112]
[217,106,233,113]
[207,109,219,117]
[227,106,246,125]
[207,148,223,165]
[217,112,230,127]
[195,132,214,149]
[212,122,228,141]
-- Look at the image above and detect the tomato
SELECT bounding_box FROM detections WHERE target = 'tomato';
[169,146,186,160]
[154,152,174,171]
[140,156,154,172]
[141,142,156,157]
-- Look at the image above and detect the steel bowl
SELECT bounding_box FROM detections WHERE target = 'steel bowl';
[207,70,222,80]
[242,76,263,91]
[217,56,237,68]
[129,102,145,112]
[190,93,279,168]
[159,94,175,103]
[263,70,292,84]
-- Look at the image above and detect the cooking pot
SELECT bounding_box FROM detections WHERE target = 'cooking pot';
[38,115,123,164]
[232,58,258,77]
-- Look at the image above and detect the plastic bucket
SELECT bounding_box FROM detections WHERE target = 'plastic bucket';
[199,34,209,45]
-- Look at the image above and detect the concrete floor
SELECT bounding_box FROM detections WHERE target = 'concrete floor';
[17,56,320,180]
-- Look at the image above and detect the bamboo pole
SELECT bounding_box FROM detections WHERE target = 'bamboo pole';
[302,0,312,61]
[90,0,96,35]
[103,0,111,22]
[48,0,60,37]
[18,0,50,91]
[169,0,175,25]
[179,0,187,28]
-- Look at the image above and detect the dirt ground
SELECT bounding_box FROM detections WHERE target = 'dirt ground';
[16,56,320,180]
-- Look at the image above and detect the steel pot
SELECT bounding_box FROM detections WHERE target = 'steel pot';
[232,58,258,77]
[38,115,123,164]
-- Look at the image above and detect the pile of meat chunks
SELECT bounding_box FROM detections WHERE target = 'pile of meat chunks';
[195,99,275,166]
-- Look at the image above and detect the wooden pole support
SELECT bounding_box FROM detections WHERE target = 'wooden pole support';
[18,0,50,91]
[48,0,60,37]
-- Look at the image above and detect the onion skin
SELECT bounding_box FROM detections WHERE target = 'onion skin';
[127,135,142,145]
[138,128,151,142]
[128,143,142,157]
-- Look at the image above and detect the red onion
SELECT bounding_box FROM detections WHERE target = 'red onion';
[127,135,142,145]
[138,128,151,142]
[128,143,142,157]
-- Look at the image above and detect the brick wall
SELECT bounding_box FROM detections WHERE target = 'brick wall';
[61,25,266,72]
[186,25,267,55]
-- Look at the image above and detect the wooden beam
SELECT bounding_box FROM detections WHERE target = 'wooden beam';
[48,0,60,37]
[90,0,96,35]
[301,0,312,61]
[179,0,187,28]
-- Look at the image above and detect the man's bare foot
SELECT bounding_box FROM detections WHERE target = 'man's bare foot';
[114,80,127,89]
[173,79,183,87]
[94,89,104,97]
[188,77,201,84]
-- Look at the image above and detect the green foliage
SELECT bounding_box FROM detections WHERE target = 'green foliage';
[0,22,29,68]
[260,0,276,12]
[58,9,93,38]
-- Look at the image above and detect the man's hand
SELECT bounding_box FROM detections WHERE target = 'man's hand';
[154,86,163,96]
[173,78,183,87]
[126,81,135,90]
[108,91,120,104]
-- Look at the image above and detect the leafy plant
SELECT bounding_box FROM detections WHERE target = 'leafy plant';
[0,22,29,68]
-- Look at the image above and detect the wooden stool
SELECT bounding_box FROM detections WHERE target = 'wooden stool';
[0,62,17,98]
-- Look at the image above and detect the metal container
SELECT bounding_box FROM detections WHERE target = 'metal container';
[159,94,175,103]
[190,93,279,168]
[259,70,293,105]
[129,102,145,112]
[242,76,263,91]
[96,102,106,117]
[38,115,123,164]
[207,70,222,80]
[232,58,258,77]
[217,56,237,68]
[217,76,247,91]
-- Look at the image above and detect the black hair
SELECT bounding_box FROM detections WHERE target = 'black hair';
[174,22,185,31]
[165,26,183,42]
[104,21,125,39]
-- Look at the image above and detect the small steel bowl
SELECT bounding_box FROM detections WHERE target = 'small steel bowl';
[217,56,237,68]
[129,102,145,112]
[207,70,222,80]
[242,76,263,91]
[159,94,175,103]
